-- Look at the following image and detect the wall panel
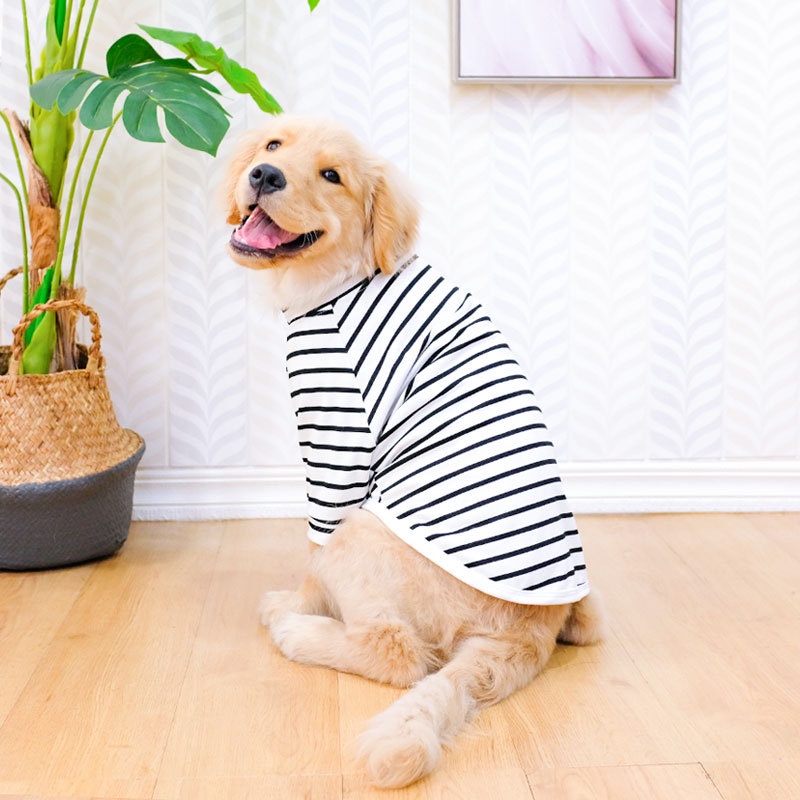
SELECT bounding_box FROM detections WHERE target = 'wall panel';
[2,0,799,514]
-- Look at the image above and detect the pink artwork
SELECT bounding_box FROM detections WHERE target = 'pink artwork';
[455,0,679,82]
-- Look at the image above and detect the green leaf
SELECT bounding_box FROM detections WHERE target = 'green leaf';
[79,80,128,129]
[163,102,229,153]
[32,25,282,159]
[139,26,282,114]
[54,0,67,44]
[106,33,164,78]
[24,269,55,346]
[21,310,57,374]
[308,0,321,9]
[117,63,230,153]
[34,62,232,153]
[121,89,164,144]
[30,69,86,110]
[54,70,103,113]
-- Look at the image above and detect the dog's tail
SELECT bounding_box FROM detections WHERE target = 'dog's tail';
[355,596,605,789]
[355,667,471,788]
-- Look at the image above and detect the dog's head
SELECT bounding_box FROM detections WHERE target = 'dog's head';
[225,115,419,299]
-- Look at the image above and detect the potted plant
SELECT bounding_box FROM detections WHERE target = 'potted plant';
[0,0,318,569]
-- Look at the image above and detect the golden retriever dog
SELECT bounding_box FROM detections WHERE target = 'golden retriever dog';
[224,114,604,788]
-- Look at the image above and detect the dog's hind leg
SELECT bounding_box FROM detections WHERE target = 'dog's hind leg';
[557,591,605,646]
[261,511,438,686]
[356,616,564,789]
[264,611,433,688]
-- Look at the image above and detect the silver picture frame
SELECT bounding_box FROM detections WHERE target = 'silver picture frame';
[453,0,681,85]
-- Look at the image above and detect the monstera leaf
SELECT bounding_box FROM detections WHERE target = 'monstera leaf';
[30,30,281,156]
[139,26,281,117]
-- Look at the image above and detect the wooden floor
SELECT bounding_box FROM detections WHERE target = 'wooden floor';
[1,514,799,799]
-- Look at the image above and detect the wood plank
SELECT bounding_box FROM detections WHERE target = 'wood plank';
[0,565,90,725]
[508,633,694,769]
[744,513,800,606]
[579,514,800,764]
[704,759,800,800]
[0,522,223,798]
[0,795,151,800]
[653,514,800,760]
[153,520,341,795]
[0,796,151,800]
[528,763,723,800]
[1,515,799,800]
[509,516,694,770]
[655,513,800,617]
[157,774,342,800]
[343,768,534,799]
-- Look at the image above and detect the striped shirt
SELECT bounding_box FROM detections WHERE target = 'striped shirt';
[285,257,589,605]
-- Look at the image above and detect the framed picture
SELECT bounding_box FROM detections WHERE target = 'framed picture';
[453,0,681,84]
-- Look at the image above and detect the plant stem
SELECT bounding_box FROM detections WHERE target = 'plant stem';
[52,126,96,296]
[63,0,75,45]
[0,109,30,210]
[61,0,81,67]
[20,0,33,86]
[60,0,80,72]
[0,172,30,311]
[76,0,100,69]
[67,113,120,284]
[1,109,31,311]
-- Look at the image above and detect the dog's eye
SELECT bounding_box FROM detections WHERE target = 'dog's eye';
[321,169,341,184]
[266,140,281,151]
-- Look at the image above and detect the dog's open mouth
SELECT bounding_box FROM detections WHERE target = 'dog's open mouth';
[230,206,322,257]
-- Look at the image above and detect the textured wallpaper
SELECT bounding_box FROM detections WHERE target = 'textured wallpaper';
[2,1,799,514]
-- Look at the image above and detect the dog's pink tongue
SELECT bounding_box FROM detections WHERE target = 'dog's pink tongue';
[235,207,297,249]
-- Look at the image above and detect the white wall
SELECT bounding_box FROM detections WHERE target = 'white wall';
[2,0,799,516]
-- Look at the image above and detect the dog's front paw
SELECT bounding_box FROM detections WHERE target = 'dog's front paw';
[258,589,299,628]
[259,593,312,661]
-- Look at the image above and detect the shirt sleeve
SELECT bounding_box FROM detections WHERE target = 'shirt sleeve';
[296,400,375,542]
[286,317,377,544]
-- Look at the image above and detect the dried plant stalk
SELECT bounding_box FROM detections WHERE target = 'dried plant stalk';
[55,283,86,371]
[7,109,61,295]
[28,204,60,280]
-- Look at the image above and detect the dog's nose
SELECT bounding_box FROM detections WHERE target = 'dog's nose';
[249,164,287,194]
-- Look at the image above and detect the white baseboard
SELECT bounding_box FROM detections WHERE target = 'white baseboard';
[132,460,800,521]
[133,466,307,521]
[557,460,800,513]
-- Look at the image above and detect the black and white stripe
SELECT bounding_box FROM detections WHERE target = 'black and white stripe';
[285,258,589,605]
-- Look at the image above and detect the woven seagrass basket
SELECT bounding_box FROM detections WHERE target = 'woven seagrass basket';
[1,271,144,570]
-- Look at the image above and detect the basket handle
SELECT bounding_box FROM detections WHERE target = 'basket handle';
[7,298,103,377]
[0,266,23,296]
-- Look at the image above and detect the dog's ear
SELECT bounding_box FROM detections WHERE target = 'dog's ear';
[223,127,265,225]
[369,162,419,274]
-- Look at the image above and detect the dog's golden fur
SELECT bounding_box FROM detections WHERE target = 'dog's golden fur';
[224,115,604,789]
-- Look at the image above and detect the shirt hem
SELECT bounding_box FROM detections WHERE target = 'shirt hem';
[360,499,590,606]
[307,528,330,546]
